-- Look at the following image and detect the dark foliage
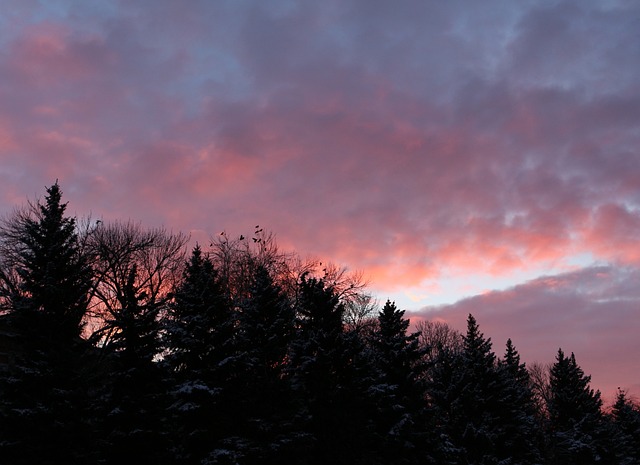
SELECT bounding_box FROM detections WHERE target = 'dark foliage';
[546,349,613,464]
[288,274,378,465]
[0,182,92,339]
[371,300,430,463]
[0,183,637,464]
[162,245,234,464]
[610,389,640,465]
[0,182,96,464]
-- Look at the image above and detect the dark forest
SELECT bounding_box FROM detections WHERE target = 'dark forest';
[0,183,638,465]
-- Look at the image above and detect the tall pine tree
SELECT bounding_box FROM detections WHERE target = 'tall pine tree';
[0,182,95,464]
[289,274,376,465]
[495,338,542,464]
[610,388,640,465]
[4,181,92,338]
[455,314,501,465]
[547,349,611,464]
[371,300,427,463]
[428,315,540,465]
[226,264,297,463]
[163,245,235,465]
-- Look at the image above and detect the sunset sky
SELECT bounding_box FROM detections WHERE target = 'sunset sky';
[1,0,639,400]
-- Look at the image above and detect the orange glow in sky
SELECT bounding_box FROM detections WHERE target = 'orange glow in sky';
[0,0,638,401]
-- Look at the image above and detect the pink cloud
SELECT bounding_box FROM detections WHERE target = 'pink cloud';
[415,265,640,402]
[584,204,640,264]
[0,3,637,393]
[0,1,637,409]
[6,23,115,87]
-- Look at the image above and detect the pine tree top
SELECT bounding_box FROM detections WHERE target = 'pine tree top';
[463,314,495,366]
[549,347,603,428]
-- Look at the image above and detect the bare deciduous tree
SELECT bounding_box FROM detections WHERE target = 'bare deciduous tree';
[343,292,378,335]
[210,228,302,304]
[88,220,188,348]
[416,319,463,363]
[529,361,552,418]
[208,227,370,320]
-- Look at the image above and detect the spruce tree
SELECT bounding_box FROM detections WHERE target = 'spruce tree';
[496,339,542,464]
[163,245,235,465]
[236,265,295,388]
[428,314,537,465]
[372,300,427,462]
[4,181,92,338]
[455,314,501,464]
[224,264,297,463]
[547,349,611,464]
[0,182,95,464]
[424,339,464,464]
[610,389,640,465]
[164,245,233,376]
[289,274,376,465]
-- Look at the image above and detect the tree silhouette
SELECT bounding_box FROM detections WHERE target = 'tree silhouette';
[289,274,377,465]
[610,388,640,465]
[371,300,428,462]
[547,349,611,464]
[228,265,298,463]
[496,338,542,464]
[428,314,541,464]
[88,221,186,465]
[0,181,92,338]
[163,245,235,464]
[0,185,637,464]
[0,182,95,464]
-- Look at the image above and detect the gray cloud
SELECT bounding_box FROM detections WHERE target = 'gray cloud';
[0,0,638,395]
[414,265,640,399]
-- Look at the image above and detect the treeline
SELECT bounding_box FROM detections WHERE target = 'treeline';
[0,183,638,465]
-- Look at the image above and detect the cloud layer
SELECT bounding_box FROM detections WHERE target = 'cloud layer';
[415,265,640,400]
[0,0,638,398]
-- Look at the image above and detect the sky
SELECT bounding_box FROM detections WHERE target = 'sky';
[0,0,639,400]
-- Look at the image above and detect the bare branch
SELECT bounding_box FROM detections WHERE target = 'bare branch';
[87,220,188,346]
[416,319,463,363]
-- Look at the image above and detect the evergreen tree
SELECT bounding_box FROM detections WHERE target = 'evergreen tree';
[547,349,611,464]
[289,274,377,465]
[454,314,501,465]
[495,339,542,464]
[428,314,538,465]
[163,245,235,465]
[371,300,427,463]
[2,181,92,338]
[107,265,162,361]
[237,266,295,383]
[164,245,233,376]
[0,182,95,464]
[223,264,297,463]
[610,388,640,465]
[424,342,461,464]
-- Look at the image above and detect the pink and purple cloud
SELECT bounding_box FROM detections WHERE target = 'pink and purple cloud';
[0,0,638,398]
